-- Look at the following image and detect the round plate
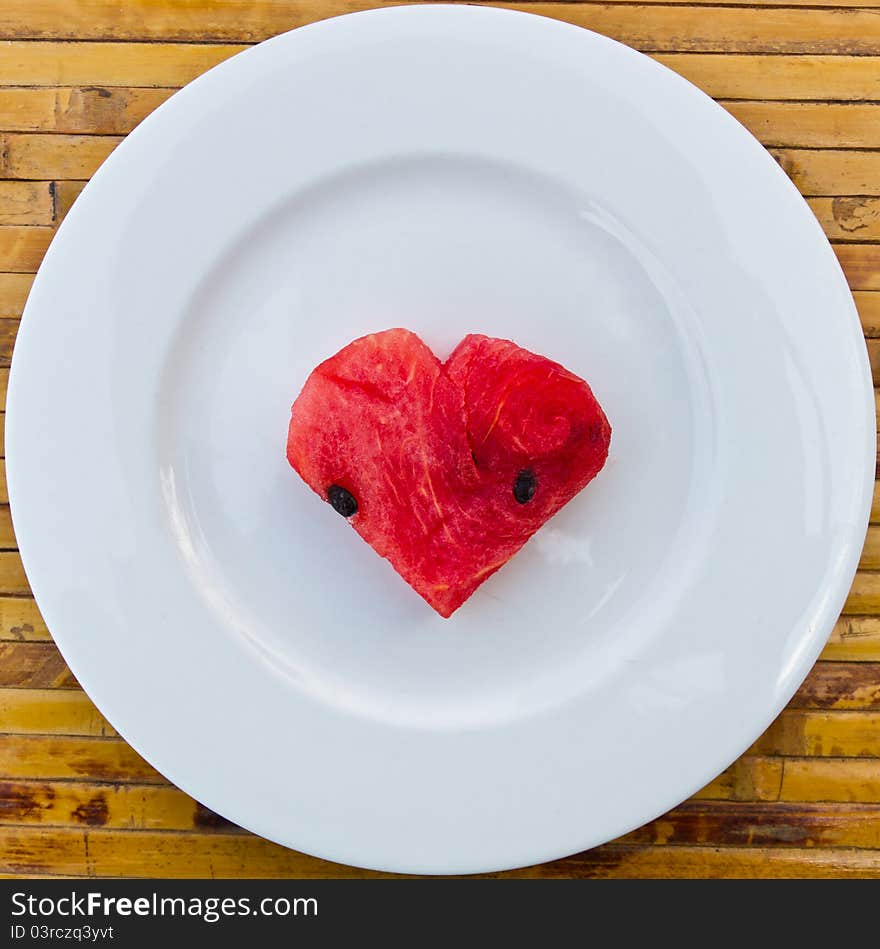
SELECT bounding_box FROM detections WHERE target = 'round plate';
[7,6,873,874]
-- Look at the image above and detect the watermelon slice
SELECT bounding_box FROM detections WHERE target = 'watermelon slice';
[286,329,610,617]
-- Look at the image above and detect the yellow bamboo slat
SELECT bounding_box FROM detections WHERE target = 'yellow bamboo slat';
[0,181,54,226]
[0,551,28,595]
[0,318,18,367]
[845,574,880,615]
[811,200,880,244]
[621,801,880,850]
[867,339,880,384]
[53,180,86,224]
[777,757,880,803]
[1,41,248,88]
[695,754,880,806]
[0,779,225,832]
[860,526,880,571]
[773,150,880,198]
[751,710,880,757]
[0,735,162,783]
[411,843,880,877]
[0,87,173,135]
[0,273,32,318]
[0,597,48,641]
[0,824,375,878]
[0,133,120,180]
[0,2,878,52]
[695,755,785,802]
[0,507,14,549]
[0,688,115,737]
[0,226,53,273]
[873,483,880,524]
[726,103,880,151]
[0,641,76,688]
[836,245,880,293]
[2,367,11,410]
[856,293,880,338]
[789,662,880,710]
[655,54,880,102]
[822,617,880,662]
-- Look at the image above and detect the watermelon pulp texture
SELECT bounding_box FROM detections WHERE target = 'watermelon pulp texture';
[286,329,611,618]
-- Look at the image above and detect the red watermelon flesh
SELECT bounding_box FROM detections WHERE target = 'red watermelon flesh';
[286,329,611,617]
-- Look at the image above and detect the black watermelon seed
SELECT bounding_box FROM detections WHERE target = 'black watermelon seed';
[327,484,358,517]
[513,469,537,505]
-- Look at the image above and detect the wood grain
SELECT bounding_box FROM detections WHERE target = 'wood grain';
[845,574,880,615]
[790,663,880,710]
[0,273,32,318]
[0,598,48,642]
[726,103,880,151]
[0,87,172,134]
[0,643,75,689]
[0,3,879,53]
[696,755,785,802]
[867,338,880,384]
[836,245,880,293]
[0,688,115,738]
[0,134,121,180]
[823,617,880,662]
[775,757,880,803]
[0,508,15,549]
[0,181,53,226]
[654,54,880,102]
[695,755,880,804]
[751,710,880,757]
[0,226,53,272]
[0,824,385,877]
[812,201,880,244]
[0,319,18,368]
[0,735,162,783]
[0,551,28,595]
[620,801,880,849]
[52,180,86,224]
[0,780,226,831]
[856,293,880,337]
[0,41,247,87]
[861,527,880,571]
[773,151,880,198]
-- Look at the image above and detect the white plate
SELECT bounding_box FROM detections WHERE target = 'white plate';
[7,6,874,875]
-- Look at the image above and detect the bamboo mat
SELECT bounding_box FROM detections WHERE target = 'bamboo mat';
[1,0,879,880]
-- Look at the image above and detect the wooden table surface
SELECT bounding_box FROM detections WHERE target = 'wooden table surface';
[1,0,879,880]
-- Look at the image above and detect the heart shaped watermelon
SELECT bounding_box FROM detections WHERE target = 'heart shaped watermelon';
[287,329,611,617]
